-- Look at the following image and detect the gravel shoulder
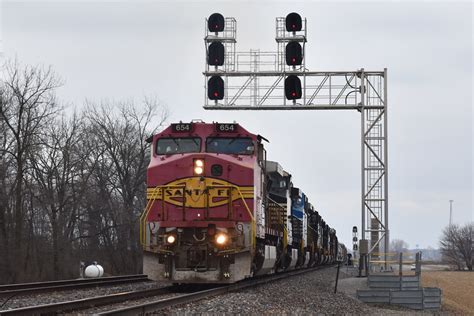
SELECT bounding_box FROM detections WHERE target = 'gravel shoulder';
[0,281,169,311]
[161,266,433,315]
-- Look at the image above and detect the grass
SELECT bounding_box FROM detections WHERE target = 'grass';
[421,271,474,314]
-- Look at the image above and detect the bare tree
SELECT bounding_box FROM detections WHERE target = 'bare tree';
[80,98,168,273]
[0,108,15,281]
[28,114,83,279]
[0,60,61,281]
[457,223,473,271]
[0,58,170,282]
[390,239,409,254]
[440,223,473,271]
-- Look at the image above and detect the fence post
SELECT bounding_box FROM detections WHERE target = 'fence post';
[416,251,422,276]
[399,252,403,290]
[334,261,341,293]
[365,254,369,277]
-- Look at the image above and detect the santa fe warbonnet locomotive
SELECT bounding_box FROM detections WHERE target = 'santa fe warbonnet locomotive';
[141,121,346,283]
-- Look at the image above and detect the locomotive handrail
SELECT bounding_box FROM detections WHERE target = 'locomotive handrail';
[140,185,186,247]
[229,185,256,251]
[140,184,256,251]
[206,184,256,250]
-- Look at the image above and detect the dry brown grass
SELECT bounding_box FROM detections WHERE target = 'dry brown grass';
[421,271,474,314]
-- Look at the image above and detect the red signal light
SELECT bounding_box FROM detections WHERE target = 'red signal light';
[286,12,302,32]
[285,75,302,100]
[208,76,224,100]
[285,41,303,66]
[208,13,225,32]
[208,42,225,66]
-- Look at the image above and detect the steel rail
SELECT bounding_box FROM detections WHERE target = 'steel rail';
[0,274,149,297]
[98,265,334,316]
[0,286,174,315]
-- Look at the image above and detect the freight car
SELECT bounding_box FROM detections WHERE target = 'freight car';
[141,121,344,283]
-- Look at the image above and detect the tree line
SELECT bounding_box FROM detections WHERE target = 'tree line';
[0,60,168,283]
[440,222,473,271]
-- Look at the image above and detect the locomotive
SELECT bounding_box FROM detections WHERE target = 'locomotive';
[141,121,345,283]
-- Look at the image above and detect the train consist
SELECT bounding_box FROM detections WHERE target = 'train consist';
[141,121,346,283]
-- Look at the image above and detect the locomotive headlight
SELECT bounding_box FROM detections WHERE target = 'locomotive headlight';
[195,159,204,167]
[166,235,176,244]
[216,233,227,245]
[194,159,204,175]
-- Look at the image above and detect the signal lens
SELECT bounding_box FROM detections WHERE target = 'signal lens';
[216,234,227,245]
[208,13,225,32]
[208,42,225,66]
[208,76,224,100]
[285,12,302,32]
[167,235,176,244]
[284,75,302,100]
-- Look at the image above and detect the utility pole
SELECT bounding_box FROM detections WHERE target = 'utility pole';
[449,200,454,226]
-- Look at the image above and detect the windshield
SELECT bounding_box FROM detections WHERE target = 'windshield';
[156,138,201,155]
[206,137,254,155]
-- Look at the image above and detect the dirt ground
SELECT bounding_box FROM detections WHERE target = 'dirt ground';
[421,271,474,314]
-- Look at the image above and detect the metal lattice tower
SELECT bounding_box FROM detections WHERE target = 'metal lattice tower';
[203,15,389,265]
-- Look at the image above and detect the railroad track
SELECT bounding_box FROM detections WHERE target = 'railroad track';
[99,265,334,315]
[0,274,150,297]
[0,265,333,315]
[0,286,175,315]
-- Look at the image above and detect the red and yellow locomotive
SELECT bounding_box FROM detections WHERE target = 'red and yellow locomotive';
[141,121,342,283]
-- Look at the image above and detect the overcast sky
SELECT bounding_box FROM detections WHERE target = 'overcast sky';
[1,0,472,249]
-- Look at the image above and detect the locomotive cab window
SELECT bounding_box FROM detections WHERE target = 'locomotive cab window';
[206,137,254,155]
[156,138,201,155]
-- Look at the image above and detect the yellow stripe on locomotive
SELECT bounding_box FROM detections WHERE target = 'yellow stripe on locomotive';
[146,177,253,208]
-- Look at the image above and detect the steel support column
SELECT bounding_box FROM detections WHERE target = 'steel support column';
[361,68,388,270]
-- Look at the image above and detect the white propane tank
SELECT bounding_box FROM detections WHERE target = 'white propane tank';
[97,264,104,276]
[84,264,104,278]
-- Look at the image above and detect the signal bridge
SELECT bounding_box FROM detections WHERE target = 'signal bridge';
[203,13,389,271]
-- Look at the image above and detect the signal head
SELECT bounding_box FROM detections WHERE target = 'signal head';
[208,13,225,32]
[285,41,303,66]
[286,12,302,32]
[284,75,302,100]
[208,41,225,66]
[208,76,224,100]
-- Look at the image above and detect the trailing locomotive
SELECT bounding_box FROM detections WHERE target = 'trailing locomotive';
[141,121,344,283]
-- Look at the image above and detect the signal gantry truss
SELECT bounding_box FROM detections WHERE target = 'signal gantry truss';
[203,14,389,266]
